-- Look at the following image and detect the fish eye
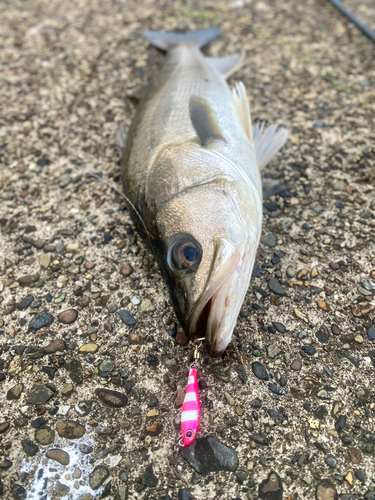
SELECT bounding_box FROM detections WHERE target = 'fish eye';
[185,430,193,438]
[170,237,201,270]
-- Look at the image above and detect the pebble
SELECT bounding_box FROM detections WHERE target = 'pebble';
[89,465,110,490]
[12,484,26,500]
[58,308,78,324]
[290,360,302,371]
[260,234,277,247]
[95,388,128,407]
[294,308,308,323]
[141,464,158,488]
[46,449,70,465]
[39,253,51,269]
[258,471,283,500]
[272,322,286,333]
[17,295,34,311]
[286,265,296,278]
[315,479,338,500]
[7,383,24,401]
[118,310,136,325]
[18,273,39,287]
[35,427,55,445]
[79,343,98,354]
[139,298,155,313]
[345,471,354,486]
[249,434,269,445]
[368,327,375,341]
[325,456,337,468]
[267,343,281,359]
[347,447,362,464]
[178,489,193,500]
[268,383,284,395]
[79,444,93,454]
[252,362,269,381]
[56,420,85,439]
[41,339,66,354]
[28,311,54,331]
[351,303,374,318]
[26,385,54,405]
[268,277,286,296]
[180,436,238,476]
[21,439,39,457]
[317,300,330,311]
[0,422,9,434]
[120,263,133,276]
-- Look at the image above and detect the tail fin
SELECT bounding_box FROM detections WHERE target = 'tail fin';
[141,27,220,51]
[253,122,289,170]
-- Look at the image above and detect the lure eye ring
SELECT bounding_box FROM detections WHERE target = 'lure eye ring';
[168,236,202,271]
[185,430,194,439]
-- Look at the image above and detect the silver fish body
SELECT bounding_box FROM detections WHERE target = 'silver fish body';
[121,28,287,356]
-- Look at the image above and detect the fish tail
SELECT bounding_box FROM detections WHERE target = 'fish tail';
[141,27,220,51]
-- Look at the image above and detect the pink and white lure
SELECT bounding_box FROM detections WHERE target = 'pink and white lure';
[180,366,201,446]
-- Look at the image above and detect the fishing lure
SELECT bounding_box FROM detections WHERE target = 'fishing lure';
[179,344,202,447]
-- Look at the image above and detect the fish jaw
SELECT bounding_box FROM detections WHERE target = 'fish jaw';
[188,236,256,357]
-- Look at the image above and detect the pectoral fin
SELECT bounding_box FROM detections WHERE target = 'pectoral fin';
[189,96,225,147]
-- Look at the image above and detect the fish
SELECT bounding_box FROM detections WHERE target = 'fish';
[119,27,288,356]
[180,366,201,446]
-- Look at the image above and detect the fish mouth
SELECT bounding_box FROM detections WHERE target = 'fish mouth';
[188,238,241,357]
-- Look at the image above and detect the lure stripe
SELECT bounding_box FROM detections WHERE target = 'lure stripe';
[181,410,199,422]
[184,392,197,402]
[181,366,201,446]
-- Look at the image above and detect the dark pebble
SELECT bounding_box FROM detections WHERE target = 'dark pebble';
[236,472,246,484]
[21,439,39,457]
[26,385,54,405]
[323,366,333,378]
[325,456,337,468]
[41,366,58,380]
[148,395,159,408]
[7,383,24,401]
[0,461,13,470]
[355,469,365,482]
[79,444,93,454]
[335,415,346,432]
[118,310,136,326]
[18,274,39,287]
[316,325,330,344]
[178,489,193,500]
[331,324,340,335]
[31,417,45,428]
[233,364,248,383]
[142,464,158,488]
[250,434,269,445]
[314,405,328,420]
[368,327,375,341]
[180,436,238,476]
[252,263,261,277]
[252,362,269,381]
[146,354,158,367]
[12,484,26,500]
[28,311,54,332]
[301,346,316,356]
[272,322,286,333]
[336,350,359,368]
[268,383,284,395]
[17,295,34,311]
[268,278,286,296]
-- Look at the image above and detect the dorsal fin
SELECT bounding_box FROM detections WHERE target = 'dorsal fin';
[189,96,225,146]
[232,82,253,143]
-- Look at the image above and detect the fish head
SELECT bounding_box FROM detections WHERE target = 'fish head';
[151,144,262,356]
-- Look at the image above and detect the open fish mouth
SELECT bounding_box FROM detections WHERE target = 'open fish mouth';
[188,238,241,357]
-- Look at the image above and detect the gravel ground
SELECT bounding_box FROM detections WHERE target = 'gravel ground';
[1,0,375,499]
